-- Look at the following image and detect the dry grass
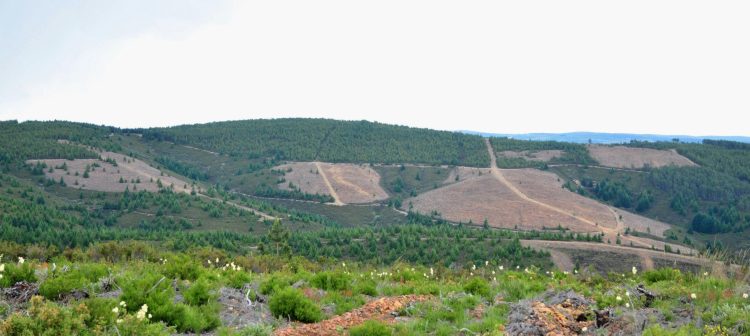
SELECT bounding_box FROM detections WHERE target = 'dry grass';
[28,151,191,193]
[588,145,697,169]
[498,150,564,162]
[275,162,388,204]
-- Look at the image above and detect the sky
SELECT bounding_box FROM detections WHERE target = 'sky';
[1,1,748,135]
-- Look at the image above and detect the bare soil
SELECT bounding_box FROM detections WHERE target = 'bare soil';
[442,166,492,185]
[407,175,597,232]
[274,295,429,336]
[588,145,697,169]
[28,151,191,194]
[275,162,388,204]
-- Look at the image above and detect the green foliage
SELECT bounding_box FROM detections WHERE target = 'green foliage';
[463,277,490,297]
[0,261,37,287]
[39,263,109,299]
[349,320,393,336]
[490,137,595,168]
[643,268,682,284]
[184,277,216,306]
[260,274,294,295]
[141,119,489,166]
[310,271,351,291]
[269,287,323,323]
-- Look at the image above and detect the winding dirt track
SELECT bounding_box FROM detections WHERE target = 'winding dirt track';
[484,139,691,253]
[315,161,344,206]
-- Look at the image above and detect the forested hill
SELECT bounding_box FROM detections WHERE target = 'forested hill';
[137,119,490,166]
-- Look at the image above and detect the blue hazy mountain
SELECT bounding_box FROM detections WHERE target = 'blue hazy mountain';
[460,131,750,144]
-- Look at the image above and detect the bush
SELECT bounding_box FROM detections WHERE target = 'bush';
[39,263,108,299]
[349,320,392,336]
[119,271,219,333]
[0,262,37,288]
[463,277,490,297]
[163,255,203,280]
[354,279,378,296]
[311,271,350,291]
[269,287,323,323]
[644,268,682,284]
[184,277,215,306]
[260,274,293,295]
[223,270,252,289]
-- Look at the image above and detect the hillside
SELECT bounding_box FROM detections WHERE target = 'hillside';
[1,119,749,334]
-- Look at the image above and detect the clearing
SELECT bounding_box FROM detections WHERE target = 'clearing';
[275,162,389,204]
[406,139,691,253]
[497,149,564,162]
[28,151,192,194]
[587,145,697,169]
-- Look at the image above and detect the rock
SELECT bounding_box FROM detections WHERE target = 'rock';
[506,290,595,336]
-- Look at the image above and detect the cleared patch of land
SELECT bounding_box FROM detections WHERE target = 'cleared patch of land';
[498,150,564,162]
[522,240,708,273]
[502,169,671,237]
[588,145,697,169]
[28,151,191,193]
[442,166,492,185]
[407,175,598,232]
[275,162,389,204]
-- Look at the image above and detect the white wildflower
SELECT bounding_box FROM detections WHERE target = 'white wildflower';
[703,271,709,276]
[112,307,119,314]
[616,296,622,301]
[632,266,637,275]
[625,303,630,308]
[485,261,489,266]
[136,304,149,320]
[0,264,4,272]
[582,326,588,332]
[430,268,434,276]
[119,301,126,307]
[17,257,24,265]
[499,266,504,271]
[116,319,123,324]
[0,274,3,280]
[148,313,152,319]
[470,272,474,276]
[492,270,496,275]
[625,291,630,297]
[472,264,476,271]
[690,293,697,299]
[216,257,219,263]
[742,293,748,299]
[342,262,346,268]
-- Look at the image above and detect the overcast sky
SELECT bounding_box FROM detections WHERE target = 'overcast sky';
[1,1,748,135]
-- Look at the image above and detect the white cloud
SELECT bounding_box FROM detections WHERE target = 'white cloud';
[2,0,749,135]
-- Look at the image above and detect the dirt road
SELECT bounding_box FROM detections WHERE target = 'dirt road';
[315,161,344,205]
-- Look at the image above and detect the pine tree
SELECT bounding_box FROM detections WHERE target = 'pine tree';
[268,219,290,256]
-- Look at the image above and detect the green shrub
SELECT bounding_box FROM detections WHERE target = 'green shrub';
[644,268,682,284]
[311,271,350,291]
[463,277,490,297]
[39,263,109,299]
[119,271,219,333]
[224,270,252,289]
[81,297,117,328]
[0,262,37,288]
[184,277,215,306]
[260,274,293,295]
[163,255,203,280]
[349,320,392,336]
[269,287,323,323]
[354,279,378,296]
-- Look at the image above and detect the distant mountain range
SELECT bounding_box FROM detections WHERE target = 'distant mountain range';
[460,131,750,144]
